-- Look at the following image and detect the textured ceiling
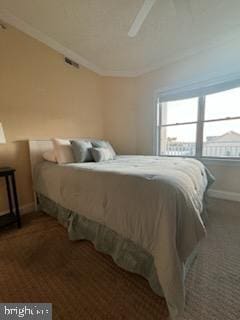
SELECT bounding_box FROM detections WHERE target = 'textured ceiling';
[0,0,240,76]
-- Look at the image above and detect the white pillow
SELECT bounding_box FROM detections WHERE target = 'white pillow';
[52,138,75,164]
[43,150,57,163]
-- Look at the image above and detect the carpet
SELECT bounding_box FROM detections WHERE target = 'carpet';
[0,198,239,320]
[181,198,240,320]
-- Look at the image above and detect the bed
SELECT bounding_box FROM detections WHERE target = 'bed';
[29,140,214,320]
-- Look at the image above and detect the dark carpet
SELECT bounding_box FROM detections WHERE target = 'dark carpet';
[1,199,240,320]
[0,213,168,320]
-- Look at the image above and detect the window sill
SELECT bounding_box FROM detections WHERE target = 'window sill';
[158,154,240,166]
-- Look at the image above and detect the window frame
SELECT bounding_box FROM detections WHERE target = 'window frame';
[156,92,240,160]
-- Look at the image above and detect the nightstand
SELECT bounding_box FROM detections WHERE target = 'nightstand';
[0,167,21,229]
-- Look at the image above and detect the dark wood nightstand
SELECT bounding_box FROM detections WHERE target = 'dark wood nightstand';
[0,167,21,229]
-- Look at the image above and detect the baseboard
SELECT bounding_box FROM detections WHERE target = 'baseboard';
[0,202,35,216]
[0,191,239,216]
[208,189,240,202]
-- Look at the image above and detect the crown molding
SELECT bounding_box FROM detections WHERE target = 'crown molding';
[0,9,105,75]
[101,28,240,77]
[0,9,145,77]
[1,9,240,78]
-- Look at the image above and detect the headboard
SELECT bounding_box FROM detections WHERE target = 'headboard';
[28,140,54,210]
[28,139,53,177]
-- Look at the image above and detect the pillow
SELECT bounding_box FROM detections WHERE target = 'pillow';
[71,140,93,162]
[52,138,75,164]
[91,147,114,162]
[91,140,116,158]
[42,150,57,163]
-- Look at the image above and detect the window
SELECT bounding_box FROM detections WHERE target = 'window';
[156,87,240,159]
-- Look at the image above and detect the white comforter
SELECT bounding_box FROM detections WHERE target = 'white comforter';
[34,155,213,319]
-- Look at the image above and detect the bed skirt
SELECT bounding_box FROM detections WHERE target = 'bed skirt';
[37,192,198,315]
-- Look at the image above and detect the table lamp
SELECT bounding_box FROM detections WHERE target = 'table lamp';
[0,123,6,144]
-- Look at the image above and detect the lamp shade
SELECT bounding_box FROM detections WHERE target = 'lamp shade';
[0,123,6,144]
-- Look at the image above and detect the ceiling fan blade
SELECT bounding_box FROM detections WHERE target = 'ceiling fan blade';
[128,0,156,38]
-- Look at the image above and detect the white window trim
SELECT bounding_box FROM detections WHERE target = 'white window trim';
[154,80,240,161]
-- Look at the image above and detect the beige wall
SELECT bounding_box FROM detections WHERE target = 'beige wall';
[103,42,240,194]
[0,25,103,212]
[102,77,138,154]
[1,24,239,213]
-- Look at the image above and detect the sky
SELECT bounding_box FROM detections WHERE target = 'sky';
[163,87,240,142]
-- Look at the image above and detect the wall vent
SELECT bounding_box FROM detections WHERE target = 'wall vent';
[64,57,79,69]
[0,21,7,30]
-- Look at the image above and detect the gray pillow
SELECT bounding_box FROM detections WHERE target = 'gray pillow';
[91,140,116,158]
[91,147,114,162]
[71,140,93,162]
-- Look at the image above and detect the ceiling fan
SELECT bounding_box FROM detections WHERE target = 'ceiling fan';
[128,0,176,38]
[128,0,156,37]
